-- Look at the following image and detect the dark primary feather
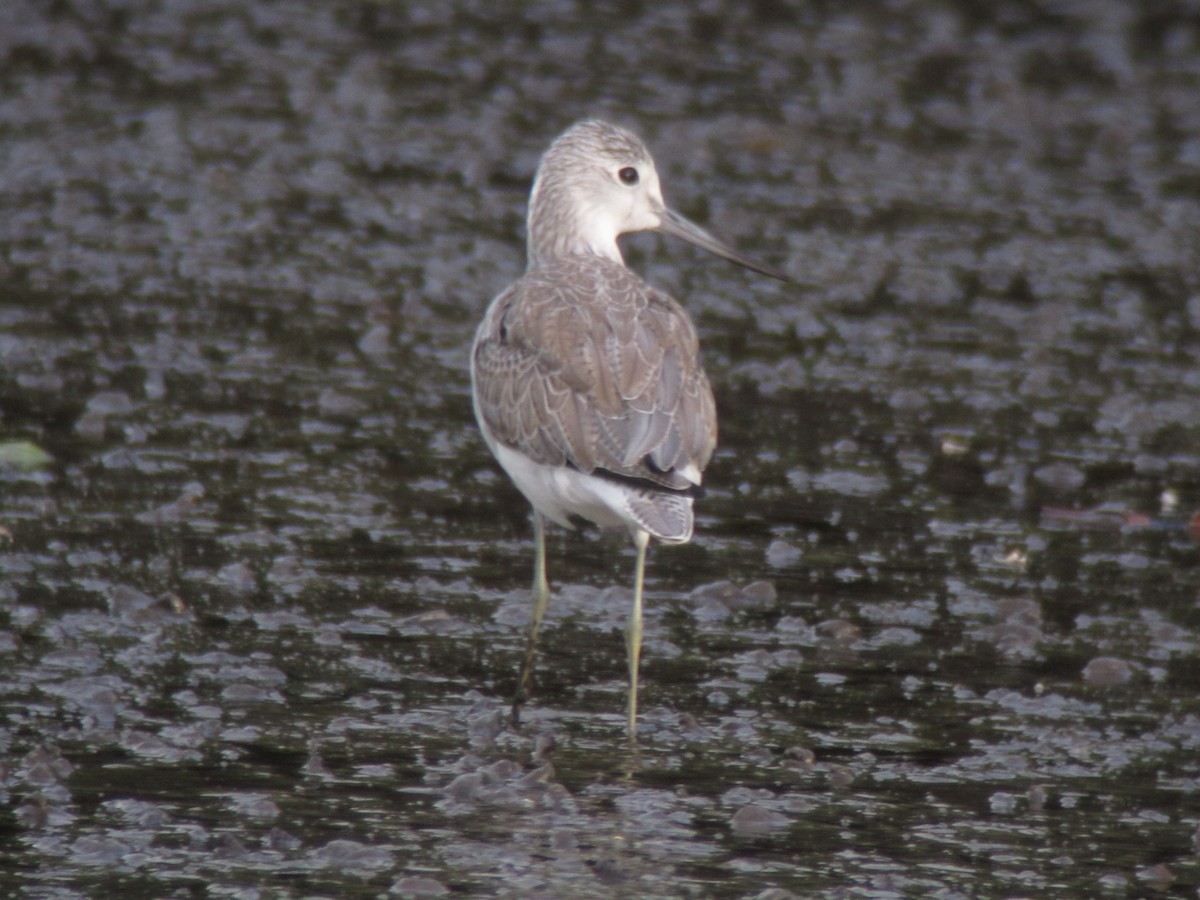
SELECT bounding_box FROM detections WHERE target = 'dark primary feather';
[473,255,716,494]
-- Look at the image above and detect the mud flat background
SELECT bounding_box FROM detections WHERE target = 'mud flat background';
[1,1,1199,896]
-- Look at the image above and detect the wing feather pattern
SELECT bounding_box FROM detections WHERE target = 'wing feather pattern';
[472,256,717,510]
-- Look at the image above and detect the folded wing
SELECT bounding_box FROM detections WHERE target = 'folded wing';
[472,256,717,498]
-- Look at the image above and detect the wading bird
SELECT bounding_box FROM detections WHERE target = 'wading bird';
[471,120,789,740]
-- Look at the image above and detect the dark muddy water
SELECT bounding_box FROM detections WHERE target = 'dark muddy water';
[2,1,1200,897]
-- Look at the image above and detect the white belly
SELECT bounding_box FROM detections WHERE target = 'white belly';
[494,442,647,533]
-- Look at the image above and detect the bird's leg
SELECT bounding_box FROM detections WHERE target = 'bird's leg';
[513,512,551,727]
[625,529,650,743]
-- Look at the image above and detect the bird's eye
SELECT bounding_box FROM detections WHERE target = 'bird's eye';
[618,166,639,185]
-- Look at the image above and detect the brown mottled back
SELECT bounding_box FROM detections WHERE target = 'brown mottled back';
[472,254,716,494]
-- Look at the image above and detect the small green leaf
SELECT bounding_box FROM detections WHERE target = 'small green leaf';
[0,440,54,471]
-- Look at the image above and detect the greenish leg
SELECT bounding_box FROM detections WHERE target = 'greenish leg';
[512,512,551,727]
[625,529,649,743]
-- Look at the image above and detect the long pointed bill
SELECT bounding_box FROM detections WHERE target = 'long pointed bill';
[658,207,791,282]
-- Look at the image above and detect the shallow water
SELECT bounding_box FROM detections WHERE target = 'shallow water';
[2,0,1199,896]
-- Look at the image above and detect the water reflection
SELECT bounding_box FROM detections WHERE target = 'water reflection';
[2,0,1199,897]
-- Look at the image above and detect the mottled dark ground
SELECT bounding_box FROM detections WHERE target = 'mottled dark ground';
[2,0,1199,897]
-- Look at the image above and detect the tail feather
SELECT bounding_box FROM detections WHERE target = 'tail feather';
[627,490,694,544]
